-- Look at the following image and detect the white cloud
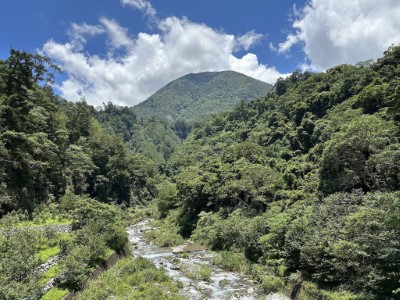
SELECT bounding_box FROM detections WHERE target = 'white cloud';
[121,0,156,18]
[43,15,284,106]
[236,31,263,51]
[230,53,284,84]
[278,0,400,70]
[68,23,105,50]
[277,34,298,54]
[100,18,134,49]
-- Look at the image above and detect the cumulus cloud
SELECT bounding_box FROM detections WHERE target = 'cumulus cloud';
[68,23,105,50]
[121,0,156,18]
[236,31,264,51]
[230,53,283,83]
[277,0,400,70]
[43,14,284,106]
[100,18,134,49]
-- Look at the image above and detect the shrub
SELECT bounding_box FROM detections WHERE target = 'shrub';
[261,275,285,293]
[75,257,185,300]
[59,245,91,290]
[184,263,212,282]
[145,229,184,247]
[300,281,373,300]
[212,251,249,272]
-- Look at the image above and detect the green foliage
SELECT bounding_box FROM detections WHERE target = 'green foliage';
[0,229,42,299]
[144,211,184,247]
[124,201,159,225]
[70,197,128,252]
[161,46,400,298]
[59,245,93,290]
[134,71,272,123]
[66,100,92,144]
[3,45,400,299]
[95,102,181,164]
[0,50,164,215]
[212,251,250,273]
[192,210,266,259]
[41,287,69,300]
[56,197,128,290]
[64,144,95,194]
[36,245,60,262]
[157,181,179,218]
[319,115,396,195]
[0,214,71,299]
[0,206,115,297]
[260,275,285,293]
[183,263,212,282]
[40,265,59,285]
[299,192,400,295]
[144,229,184,247]
[353,82,388,114]
[0,50,66,214]
[74,257,185,300]
[300,281,373,300]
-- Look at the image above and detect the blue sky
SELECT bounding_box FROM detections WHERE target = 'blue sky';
[0,0,305,72]
[1,0,399,106]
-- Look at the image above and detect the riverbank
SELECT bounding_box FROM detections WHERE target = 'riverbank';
[127,219,288,300]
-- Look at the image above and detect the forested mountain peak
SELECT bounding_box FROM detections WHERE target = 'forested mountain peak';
[2,46,400,300]
[133,70,273,123]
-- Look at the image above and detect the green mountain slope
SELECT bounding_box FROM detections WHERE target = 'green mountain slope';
[160,46,400,298]
[133,71,273,123]
[93,103,181,164]
[3,46,400,300]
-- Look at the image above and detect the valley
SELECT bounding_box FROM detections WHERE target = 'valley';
[1,46,400,300]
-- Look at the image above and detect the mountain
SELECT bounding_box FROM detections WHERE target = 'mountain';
[133,71,273,123]
[93,103,181,164]
[161,46,400,298]
[3,47,400,300]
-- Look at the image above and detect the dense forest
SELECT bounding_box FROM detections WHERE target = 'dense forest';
[159,46,400,298]
[1,46,400,299]
[0,50,179,215]
[0,50,178,299]
[133,71,273,123]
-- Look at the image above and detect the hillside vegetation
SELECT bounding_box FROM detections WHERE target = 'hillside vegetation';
[133,70,273,123]
[1,46,400,299]
[159,46,400,299]
[94,103,181,164]
[0,50,144,299]
[0,50,181,216]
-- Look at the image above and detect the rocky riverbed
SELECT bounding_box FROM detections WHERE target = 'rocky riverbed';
[127,220,290,300]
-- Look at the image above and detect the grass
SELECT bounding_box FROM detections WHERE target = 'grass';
[103,247,115,259]
[260,275,285,293]
[17,217,72,228]
[40,265,59,285]
[0,211,71,230]
[183,263,213,282]
[124,202,159,225]
[35,232,72,261]
[212,251,250,273]
[144,229,184,247]
[40,287,69,300]
[74,257,186,300]
[36,245,61,261]
[299,281,374,300]
[143,212,185,247]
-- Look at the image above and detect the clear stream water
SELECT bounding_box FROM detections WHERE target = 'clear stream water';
[126,220,290,300]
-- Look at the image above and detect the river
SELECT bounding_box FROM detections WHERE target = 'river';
[126,219,290,300]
